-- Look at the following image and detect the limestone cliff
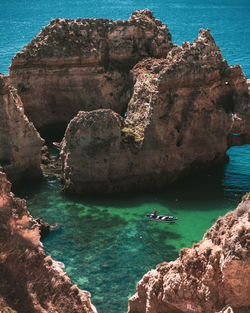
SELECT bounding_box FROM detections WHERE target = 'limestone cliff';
[128,194,250,313]
[9,9,173,130]
[0,170,97,313]
[0,74,44,183]
[61,29,250,195]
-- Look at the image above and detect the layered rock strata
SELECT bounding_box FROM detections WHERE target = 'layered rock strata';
[9,9,173,129]
[0,170,97,313]
[61,29,250,195]
[128,194,250,313]
[0,74,44,183]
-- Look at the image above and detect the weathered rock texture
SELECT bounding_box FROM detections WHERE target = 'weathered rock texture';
[9,9,173,129]
[0,74,44,183]
[61,29,250,195]
[0,170,97,313]
[128,194,250,313]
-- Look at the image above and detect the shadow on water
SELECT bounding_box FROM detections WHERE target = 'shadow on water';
[42,203,180,311]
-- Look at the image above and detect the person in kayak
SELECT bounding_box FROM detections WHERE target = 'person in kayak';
[154,208,157,218]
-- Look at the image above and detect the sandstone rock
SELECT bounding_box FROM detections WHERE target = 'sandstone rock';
[0,74,44,183]
[41,145,50,164]
[61,29,250,195]
[0,170,97,313]
[9,9,174,130]
[61,109,125,194]
[41,148,62,180]
[128,194,250,313]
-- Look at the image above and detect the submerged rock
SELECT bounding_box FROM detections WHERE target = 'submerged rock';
[0,170,97,313]
[41,153,62,180]
[0,74,44,183]
[61,28,250,195]
[128,194,250,313]
[9,9,174,129]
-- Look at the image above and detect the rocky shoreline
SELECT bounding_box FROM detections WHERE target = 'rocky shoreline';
[0,8,250,313]
[0,170,97,313]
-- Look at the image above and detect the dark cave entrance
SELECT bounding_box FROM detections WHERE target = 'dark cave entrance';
[38,121,68,144]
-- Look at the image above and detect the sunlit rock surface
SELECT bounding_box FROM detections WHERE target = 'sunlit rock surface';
[128,194,250,313]
[0,74,44,183]
[9,9,173,129]
[0,170,97,313]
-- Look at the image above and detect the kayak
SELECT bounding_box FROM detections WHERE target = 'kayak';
[52,142,61,150]
[146,214,177,222]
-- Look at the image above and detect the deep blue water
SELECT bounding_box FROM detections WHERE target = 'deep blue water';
[0,0,250,77]
[2,1,250,313]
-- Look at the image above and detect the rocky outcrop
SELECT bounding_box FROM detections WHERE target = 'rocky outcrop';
[61,29,250,195]
[9,9,173,130]
[128,194,250,313]
[0,74,44,183]
[0,170,97,313]
[61,109,126,193]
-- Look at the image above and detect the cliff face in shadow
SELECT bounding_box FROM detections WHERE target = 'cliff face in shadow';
[0,170,97,313]
[0,74,44,183]
[61,29,250,195]
[128,194,250,313]
[9,9,173,130]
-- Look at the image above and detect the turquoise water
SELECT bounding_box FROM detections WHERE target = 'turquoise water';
[2,1,250,312]
[0,0,250,77]
[14,145,250,313]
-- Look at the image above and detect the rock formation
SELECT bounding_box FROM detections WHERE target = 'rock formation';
[0,74,44,183]
[128,194,250,313]
[0,170,97,313]
[9,9,173,130]
[61,28,250,195]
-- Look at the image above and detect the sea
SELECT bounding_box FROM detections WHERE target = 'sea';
[1,1,250,313]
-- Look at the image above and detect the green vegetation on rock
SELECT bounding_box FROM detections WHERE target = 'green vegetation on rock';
[3,307,17,313]
[121,124,145,144]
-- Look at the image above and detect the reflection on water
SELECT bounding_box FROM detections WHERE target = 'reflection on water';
[13,145,250,313]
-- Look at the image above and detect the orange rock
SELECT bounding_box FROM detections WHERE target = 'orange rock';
[0,74,44,183]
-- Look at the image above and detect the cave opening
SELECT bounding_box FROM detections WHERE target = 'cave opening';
[38,121,68,144]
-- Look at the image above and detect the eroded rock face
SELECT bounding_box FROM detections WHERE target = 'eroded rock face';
[61,109,126,194]
[0,74,44,183]
[61,29,250,195]
[0,170,97,313]
[9,9,173,129]
[128,194,250,313]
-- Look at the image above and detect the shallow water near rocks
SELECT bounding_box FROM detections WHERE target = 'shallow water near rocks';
[14,145,250,313]
[2,0,250,312]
